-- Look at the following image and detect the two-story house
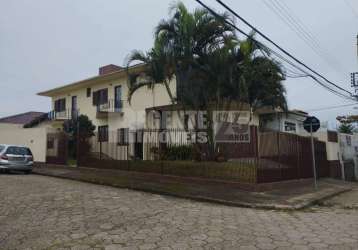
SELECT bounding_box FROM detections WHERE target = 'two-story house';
[38,64,176,160]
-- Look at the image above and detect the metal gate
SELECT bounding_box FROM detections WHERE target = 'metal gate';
[46,132,68,165]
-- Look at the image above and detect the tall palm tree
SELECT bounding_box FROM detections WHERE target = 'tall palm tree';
[126,37,176,104]
[234,36,287,111]
[126,2,287,159]
[127,2,237,108]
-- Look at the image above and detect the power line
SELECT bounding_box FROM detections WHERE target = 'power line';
[193,0,356,101]
[344,0,358,20]
[213,0,353,96]
[264,0,342,72]
[307,103,358,112]
[270,48,355,100]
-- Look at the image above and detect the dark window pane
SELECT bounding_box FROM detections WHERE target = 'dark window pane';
[93,91,98,105]
[6,147,32,155]
[118,128,129,145]
[87,88,91,97]
[55,98,66,112]
[98,126,109,142]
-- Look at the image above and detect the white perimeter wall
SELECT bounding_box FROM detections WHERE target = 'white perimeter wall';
[0,123,48,162]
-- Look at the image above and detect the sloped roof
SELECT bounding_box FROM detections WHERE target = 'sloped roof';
[0,112,46,125]
[38,63,146,97]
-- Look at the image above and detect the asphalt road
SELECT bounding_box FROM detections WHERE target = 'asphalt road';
[1,174,358,250]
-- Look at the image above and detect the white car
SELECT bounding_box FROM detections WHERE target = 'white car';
[0,144,33,174]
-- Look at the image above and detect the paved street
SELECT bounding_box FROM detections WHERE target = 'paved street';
[1,174,358,250]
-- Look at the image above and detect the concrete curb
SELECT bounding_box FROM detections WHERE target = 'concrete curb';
[33,169,352,211]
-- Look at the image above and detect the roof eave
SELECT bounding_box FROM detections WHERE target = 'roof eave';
[37,63,147,97]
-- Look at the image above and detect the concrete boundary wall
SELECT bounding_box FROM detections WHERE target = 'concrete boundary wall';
[0,124,48,162]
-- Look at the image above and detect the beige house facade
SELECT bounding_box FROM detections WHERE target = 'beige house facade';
[39,64,176,132]
[38,64,176,160]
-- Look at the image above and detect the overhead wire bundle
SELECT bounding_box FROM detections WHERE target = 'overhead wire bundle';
[193,0,356,102]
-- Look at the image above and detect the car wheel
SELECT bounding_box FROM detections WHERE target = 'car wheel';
[24,170,32,175]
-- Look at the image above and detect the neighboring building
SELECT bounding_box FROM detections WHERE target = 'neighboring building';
[259,109,310,136]
[338,133,358,180]
[258,110,346,179]
[0,112,54,162]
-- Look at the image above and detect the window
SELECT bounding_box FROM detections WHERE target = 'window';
[47,138,55,149]
[160,111,167,129]
[328,131,338,143]
[98,126,109,142]
[117,128,129,145]
[6,147,32,155]
[86,88,91,97]
[346,136,352,146]
[0,145,5,153]
[93,89,108,106]
[114,86,122,110]
[54,98,66,112]
[284,121,296,132]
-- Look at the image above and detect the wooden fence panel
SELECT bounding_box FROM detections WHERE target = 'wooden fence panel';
[257,132,328,183]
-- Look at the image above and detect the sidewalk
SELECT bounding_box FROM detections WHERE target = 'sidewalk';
[33,164,354,210]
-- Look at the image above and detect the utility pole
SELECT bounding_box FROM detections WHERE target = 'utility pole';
[310,123,318,189]
[76,117,80,166]
[352,34,358,97]
[356,34,358,60]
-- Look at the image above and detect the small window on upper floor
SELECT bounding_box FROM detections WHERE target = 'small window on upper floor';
[346,135,352,146]
[87,88,91,97]
[284,121,296,132]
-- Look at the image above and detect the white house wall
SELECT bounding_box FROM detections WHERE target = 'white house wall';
[0,123,48,162]
[316,131,339,161]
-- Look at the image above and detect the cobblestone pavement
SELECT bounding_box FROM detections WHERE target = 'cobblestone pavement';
[1,174,358,250]
[321,187,358,209]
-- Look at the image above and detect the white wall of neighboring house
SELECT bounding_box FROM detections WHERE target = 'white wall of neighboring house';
[261,112,308,136]
[316,130,340,161]
[0,123,49,162]
[339,133,358,161]
[338,133,358,180]
[262,113,342,166]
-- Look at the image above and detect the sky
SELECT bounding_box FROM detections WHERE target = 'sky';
[0,0,357,129]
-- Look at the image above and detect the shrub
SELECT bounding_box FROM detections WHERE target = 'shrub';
[162,145,194,161]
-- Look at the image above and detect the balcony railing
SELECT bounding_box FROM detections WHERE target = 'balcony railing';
[97,99,123,114]
[48,109,79,121]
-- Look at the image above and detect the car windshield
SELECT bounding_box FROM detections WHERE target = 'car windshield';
[0,145,4,153]
[6,147,32,156]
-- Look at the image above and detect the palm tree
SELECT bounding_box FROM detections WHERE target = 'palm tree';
[234,36,287,111]
[126,2,287,160]
[127,2,237,108]
[126,37,176,105]
[339,123,354,134]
